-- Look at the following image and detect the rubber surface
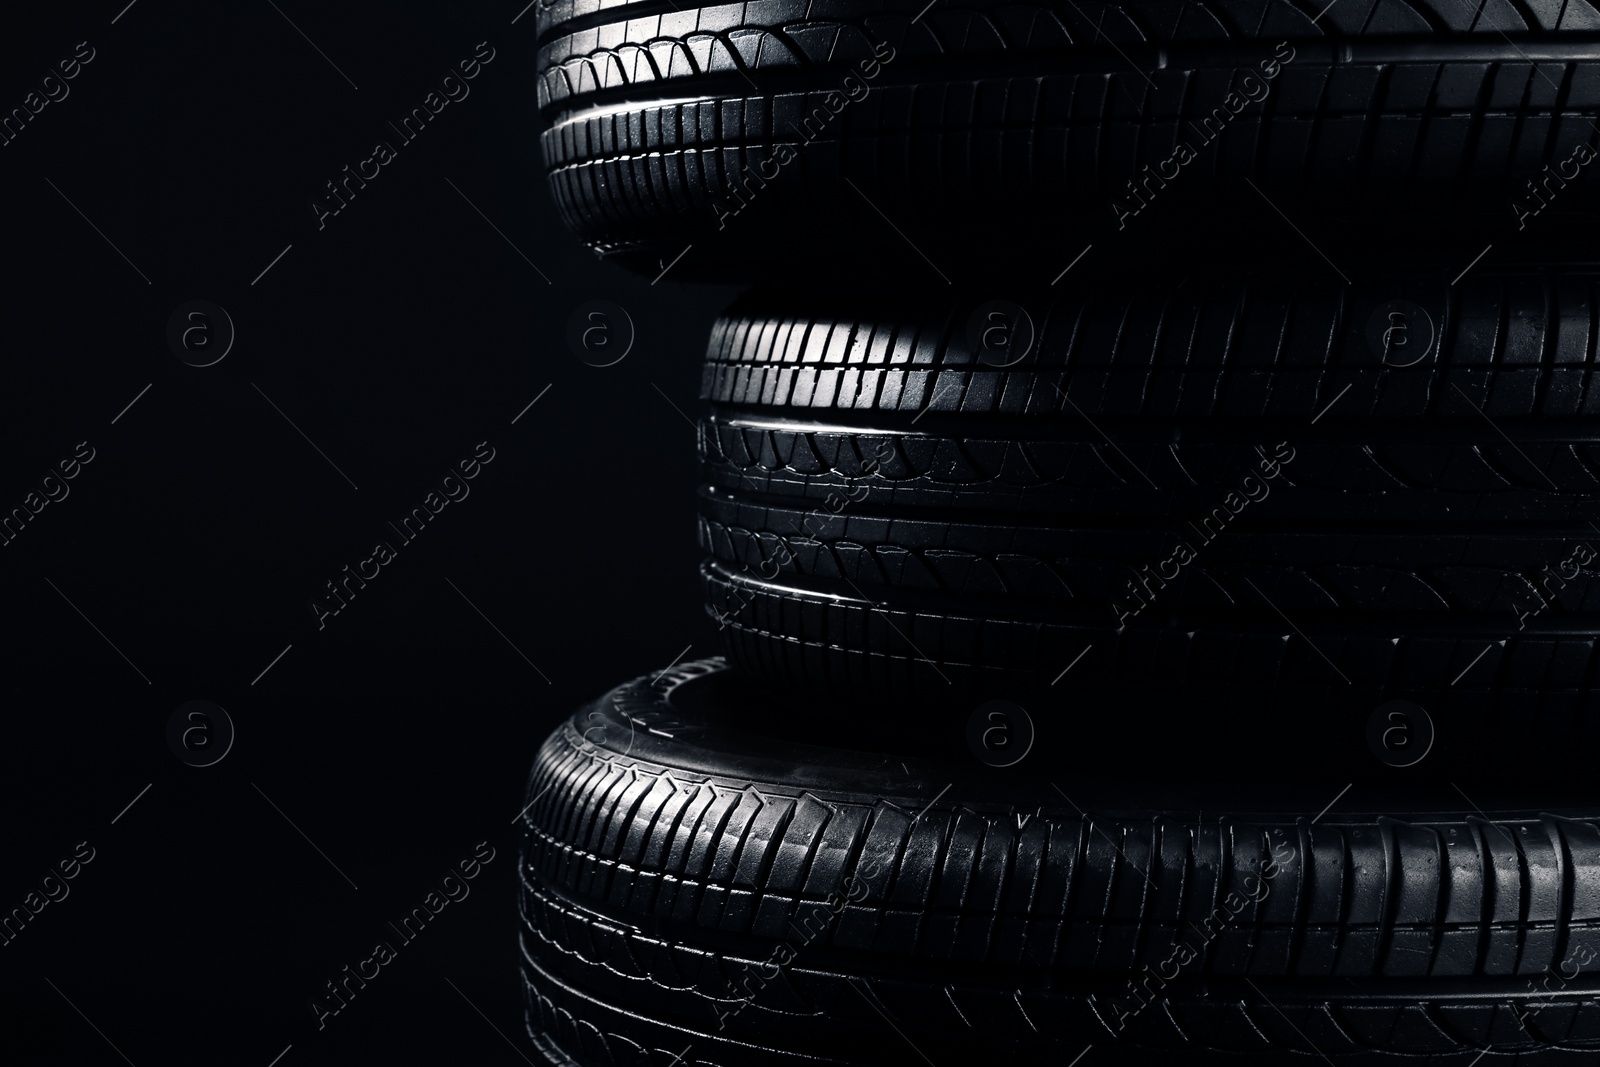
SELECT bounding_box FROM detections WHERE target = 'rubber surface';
[699,487,1600,614]
[533,0,1600,278]
[520,659,1600,1064]
[702,417,1600,522]
[704,556,1600,785]
[700,274,1600,422]
[697,278,1600,715]
[704,558,1600,702]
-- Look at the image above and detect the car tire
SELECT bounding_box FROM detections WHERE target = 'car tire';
[521,659,1600,1064]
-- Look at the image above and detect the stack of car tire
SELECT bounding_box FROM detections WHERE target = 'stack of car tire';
[522,2,1600,1063]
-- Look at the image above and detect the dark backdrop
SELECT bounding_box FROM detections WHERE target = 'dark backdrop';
[0,3,733,1062]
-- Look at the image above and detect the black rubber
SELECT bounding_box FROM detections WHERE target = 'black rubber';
[534,0,1600,279]
[704,558,1600,711]
[705,561,1600,786]
[699,487,1600,615]
[521,659,1600,1064]
[697,278,1600,716]
[701,416,1600,522]
[700,274,1600,422]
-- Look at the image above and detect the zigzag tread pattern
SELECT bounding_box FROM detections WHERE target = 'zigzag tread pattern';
[696,508,1600,615]
[543,71,1600,259]
[536,0,1600,46]
[535,0,1600,110]
[524,961,1600,1062]
[521,915,1600,1059]
[699,420,1600,519]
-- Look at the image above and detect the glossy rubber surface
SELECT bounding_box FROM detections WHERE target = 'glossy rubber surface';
[533,0,1600,278]
[697,279,1600,734]
[521,659,1600,1064]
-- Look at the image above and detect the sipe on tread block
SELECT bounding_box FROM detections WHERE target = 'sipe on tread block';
[520,659,1600,1063]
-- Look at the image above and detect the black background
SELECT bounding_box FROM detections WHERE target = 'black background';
[0,3,734,1062]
